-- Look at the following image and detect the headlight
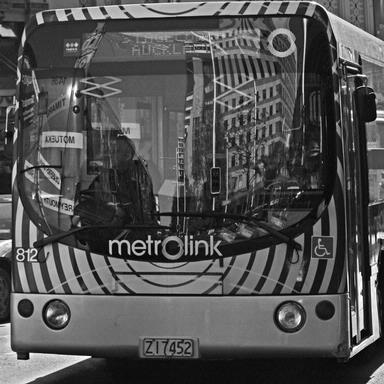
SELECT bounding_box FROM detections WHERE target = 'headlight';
[275,301,306,333]
[43,300,71,330]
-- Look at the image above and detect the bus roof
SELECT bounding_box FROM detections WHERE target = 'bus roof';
[27,1,384,65]
[31,1,323,24]
[327,11,384,65]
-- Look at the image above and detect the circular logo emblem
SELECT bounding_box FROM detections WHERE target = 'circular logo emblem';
[268,28,296,58]
[162,236,184,261]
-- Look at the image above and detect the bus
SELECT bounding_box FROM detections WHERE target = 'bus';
[10,1,384,361]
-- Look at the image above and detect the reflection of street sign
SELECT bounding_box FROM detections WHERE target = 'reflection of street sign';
[176,138,185,183]
[210,167,221,195]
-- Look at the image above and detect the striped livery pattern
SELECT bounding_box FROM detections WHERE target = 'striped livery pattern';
[13,1,346,296]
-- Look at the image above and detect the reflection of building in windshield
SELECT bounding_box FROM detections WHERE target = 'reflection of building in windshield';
[184,46,212,214]
[183,18,299,216]
[183,17,328,221]
[218,19,298,215]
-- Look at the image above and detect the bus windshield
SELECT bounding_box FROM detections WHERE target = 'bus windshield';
[19,16,334,258]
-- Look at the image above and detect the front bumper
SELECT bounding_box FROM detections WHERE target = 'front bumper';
[11,293,350,359]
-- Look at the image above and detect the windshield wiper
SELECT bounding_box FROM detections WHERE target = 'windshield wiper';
[20,164,62,174]
[156,211,302,251]
[33,223,170,248]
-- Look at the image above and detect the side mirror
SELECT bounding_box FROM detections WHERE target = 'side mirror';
[354,85,377,123]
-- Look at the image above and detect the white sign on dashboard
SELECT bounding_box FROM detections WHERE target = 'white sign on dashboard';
[121,123,141,139]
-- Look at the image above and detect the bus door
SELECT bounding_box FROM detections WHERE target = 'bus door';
[341,63,372,345]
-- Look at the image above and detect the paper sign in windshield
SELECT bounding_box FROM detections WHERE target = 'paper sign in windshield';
[41,194,74,216]
[47,97,67,119]
[41,131,83,149]
[38,153,61,190]
[23,156,61,190]
[121,123,141,139]
[23,160,35,183]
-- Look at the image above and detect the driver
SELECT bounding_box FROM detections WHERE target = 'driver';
[111,135,156,224]
[75,135,156,227]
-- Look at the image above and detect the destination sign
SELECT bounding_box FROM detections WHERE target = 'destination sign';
[41,131,83,149]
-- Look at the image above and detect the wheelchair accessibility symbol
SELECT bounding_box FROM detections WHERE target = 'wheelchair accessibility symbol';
[311,236,334,259]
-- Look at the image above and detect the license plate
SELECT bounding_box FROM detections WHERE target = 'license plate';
[140,337,198,359]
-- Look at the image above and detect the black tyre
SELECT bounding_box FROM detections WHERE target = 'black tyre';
[0,268,10,322]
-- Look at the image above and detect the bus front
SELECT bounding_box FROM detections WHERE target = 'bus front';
[12,2,347,359]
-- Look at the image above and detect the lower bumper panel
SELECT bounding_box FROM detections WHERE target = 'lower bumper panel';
[11,293,350,359]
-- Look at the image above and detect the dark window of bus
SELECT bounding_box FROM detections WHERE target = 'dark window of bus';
[362,58,384,202]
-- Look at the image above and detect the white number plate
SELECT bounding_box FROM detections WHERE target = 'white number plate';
[140,337,198,359]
